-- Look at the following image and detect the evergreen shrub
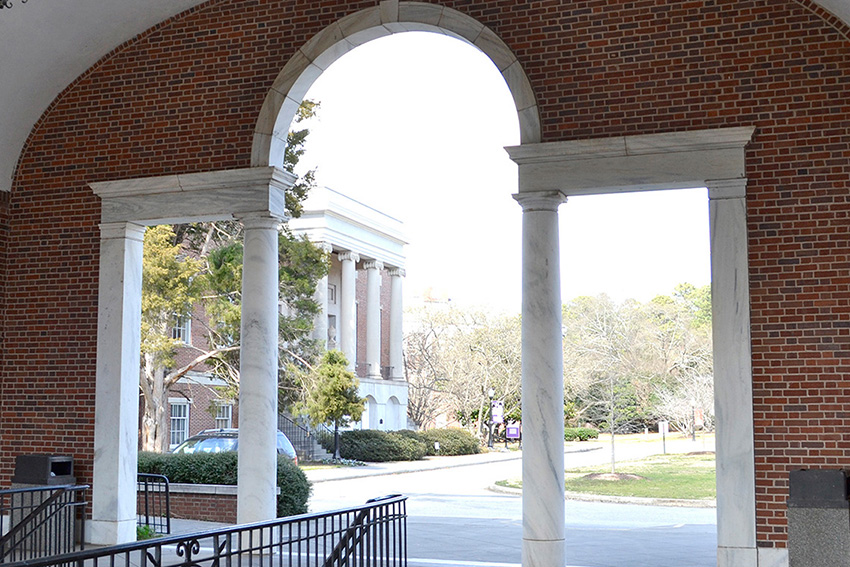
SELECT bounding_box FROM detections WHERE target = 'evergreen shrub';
[137,451,310,516]
[563,427,599,442]
[338,430,427,462]
[420,428,480,456]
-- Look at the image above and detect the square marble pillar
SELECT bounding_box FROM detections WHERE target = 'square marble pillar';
[89,222,145,545]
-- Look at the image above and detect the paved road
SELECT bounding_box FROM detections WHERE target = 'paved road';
[307,439,717,567]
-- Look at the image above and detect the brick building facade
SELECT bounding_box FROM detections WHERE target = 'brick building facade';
[0,1,849,563]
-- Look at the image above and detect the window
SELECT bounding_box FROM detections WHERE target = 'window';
[171,316,191,345]
[328,284,337,304]
[215,402,233,429]
[169,401,189,448]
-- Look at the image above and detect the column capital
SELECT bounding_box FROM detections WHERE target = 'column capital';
[706,178,748,200]
[338,251,360,263]
[513,190,568,212]
[316,242,334,254]
[239,213,284,231]
[388,267,406,278]
[99,222,146,242]
[363,259,384,271]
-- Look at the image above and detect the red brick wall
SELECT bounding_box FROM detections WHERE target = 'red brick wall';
[354,268,392,377]
[3,0,850,548]
[139,488,237,524]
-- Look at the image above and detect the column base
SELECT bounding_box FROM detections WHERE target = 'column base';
[86,518,137,546]
[522,538,564,567]
[717,546,757,567]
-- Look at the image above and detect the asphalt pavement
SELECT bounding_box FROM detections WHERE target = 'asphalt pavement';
[169,437,718,566]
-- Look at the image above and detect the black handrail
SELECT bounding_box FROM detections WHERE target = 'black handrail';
[2,494,407,567]
[323,494,403,567]
[0,485,88,563]
[278,413,317,461]
[137,473,171,535]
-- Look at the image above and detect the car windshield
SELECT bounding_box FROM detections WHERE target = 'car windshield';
[173,436,237,454]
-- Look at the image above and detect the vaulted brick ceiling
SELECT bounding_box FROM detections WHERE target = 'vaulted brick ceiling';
[0,0,847,193]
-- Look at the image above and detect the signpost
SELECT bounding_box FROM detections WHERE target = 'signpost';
[659,420,669,455]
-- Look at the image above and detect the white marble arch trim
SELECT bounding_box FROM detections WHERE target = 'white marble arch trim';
[507,126,762,566]
[90,166,294,225]
[252,0,541,169]
[506,126,755,196]
[86,166,295,544]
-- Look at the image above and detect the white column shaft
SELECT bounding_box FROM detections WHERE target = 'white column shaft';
[709,179,757,565]
[389,269,405,380]
[515,192,567,567]
[237,215,281,525]
[313,273,329,344]
[339,252,359,370]
[365,260,383,379]
[90,222,145,545]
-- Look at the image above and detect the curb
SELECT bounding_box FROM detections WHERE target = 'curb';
[488,484,716,508]
[306,444,603,484]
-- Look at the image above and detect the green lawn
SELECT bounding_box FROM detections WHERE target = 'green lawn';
[498,452,716,500]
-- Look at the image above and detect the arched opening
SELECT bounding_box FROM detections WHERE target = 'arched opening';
[248,4,757,566]
[386,396,402,431]
[85,3,758,564]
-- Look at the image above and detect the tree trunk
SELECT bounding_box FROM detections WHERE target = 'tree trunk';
[141,353,168,452]
[333,421,340,459]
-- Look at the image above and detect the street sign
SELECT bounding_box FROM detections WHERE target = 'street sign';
[506,424,520,439]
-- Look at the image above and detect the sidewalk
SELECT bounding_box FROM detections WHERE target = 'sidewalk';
[302,443,602,483]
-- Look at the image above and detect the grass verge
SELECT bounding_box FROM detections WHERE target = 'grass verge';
[497,452,716,501]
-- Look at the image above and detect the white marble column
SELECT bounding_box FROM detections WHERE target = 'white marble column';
[312,243,333,346]
[388,268,405,380]
[339,251,359,370]
[708,178,760,567]
[237,214,282,525]
[90,222,146,545]
[364,259,384,379]
[514,191,567,567]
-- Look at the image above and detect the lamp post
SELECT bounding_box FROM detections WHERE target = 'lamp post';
[487,387,495,449]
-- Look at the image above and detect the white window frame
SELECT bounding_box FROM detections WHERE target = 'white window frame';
[169,399,190,449]
[214,401,233,429]
[171,315,192,345]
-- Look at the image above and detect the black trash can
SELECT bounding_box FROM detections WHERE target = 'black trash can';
[7,454,80,557]
[11,454,75,486]
[787,468,850,567]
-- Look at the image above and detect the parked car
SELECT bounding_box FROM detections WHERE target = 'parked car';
[171,428,298,464]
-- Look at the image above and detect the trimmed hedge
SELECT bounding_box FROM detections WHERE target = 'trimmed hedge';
[420,429,480,456]
[336,430,427,462]
[138,451,310,516]
[324,428,481,461]
[564,427,599,442]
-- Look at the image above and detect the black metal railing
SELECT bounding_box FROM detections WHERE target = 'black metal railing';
[0,485,88,563]
[278,414,317,461]
[137,473,171,535]
[3,494,407,567]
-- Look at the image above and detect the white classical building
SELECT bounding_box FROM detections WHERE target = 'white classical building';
[290,187,409,431]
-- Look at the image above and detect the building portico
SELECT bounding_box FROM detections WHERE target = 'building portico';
[290,186,409,430]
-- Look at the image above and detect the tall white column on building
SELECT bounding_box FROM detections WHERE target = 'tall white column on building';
[237,214,282,526]
[514,191,567,567]
[339,251,360,370]
[708,178,758,567]
[90,222,145,545]
[364,259,384,379]
[312,243,334,346]
[388,268,405,380]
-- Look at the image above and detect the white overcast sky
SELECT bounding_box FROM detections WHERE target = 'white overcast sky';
[294,32,710,314]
